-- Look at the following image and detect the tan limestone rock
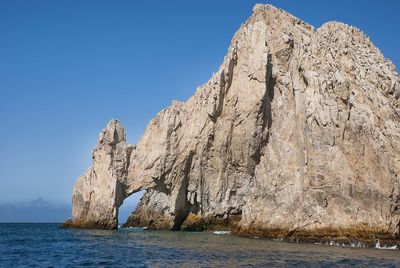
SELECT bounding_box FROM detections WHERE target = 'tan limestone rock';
[65,5,400,244]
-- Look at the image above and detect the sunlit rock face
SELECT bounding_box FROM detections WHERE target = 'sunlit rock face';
[64,119,134,229]
[65,4,400,242]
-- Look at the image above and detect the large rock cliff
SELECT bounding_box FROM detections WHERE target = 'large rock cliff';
[65,4,400,244]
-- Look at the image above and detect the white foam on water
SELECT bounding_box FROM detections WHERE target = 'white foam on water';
[375,240,398,250]
[321,240,396,250]
[213,231,230,235]
[325,241,366,248]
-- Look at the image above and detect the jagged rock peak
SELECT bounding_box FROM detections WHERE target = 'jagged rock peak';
[98,119,126,146]
[65,4,400,246]
[252,3,314,31]
[64,118,133,229]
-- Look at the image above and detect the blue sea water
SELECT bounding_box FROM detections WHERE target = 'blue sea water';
[0,223,399,267]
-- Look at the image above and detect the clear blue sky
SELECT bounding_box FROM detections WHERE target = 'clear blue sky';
[0,0,399,205]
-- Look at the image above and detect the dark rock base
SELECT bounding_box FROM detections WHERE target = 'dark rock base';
[234,225,400,248]
[123,214,399,248]
[62,219,117,230]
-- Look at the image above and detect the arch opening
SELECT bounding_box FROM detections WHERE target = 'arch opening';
[118,190,145,226]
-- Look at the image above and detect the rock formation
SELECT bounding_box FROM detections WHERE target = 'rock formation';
[64,120,134,229]
[65,4,400,244]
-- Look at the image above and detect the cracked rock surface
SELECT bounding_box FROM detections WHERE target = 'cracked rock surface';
[65,4,400,242]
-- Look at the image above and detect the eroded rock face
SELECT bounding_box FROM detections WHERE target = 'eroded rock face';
[64,119,134,229]
[65,4,400,241]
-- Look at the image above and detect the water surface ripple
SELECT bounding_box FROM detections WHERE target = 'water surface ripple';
[0,223,399,267]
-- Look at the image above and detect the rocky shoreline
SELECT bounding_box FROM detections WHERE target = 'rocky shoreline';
[64,217,399,249]
[121,215,399,249]
[234,226,399,249]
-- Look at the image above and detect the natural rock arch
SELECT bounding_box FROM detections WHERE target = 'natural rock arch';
[65,5,400,244]
[64,119,198,230]
[63,120,142,229]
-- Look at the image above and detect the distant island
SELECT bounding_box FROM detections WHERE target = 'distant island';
[64,4,400,247]
[0,197,139,224]
[0,198,70,223]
